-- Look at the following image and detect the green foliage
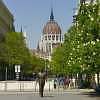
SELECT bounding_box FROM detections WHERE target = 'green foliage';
[0,31,47,74]
[32,56,45,73]
[51,45,65,74]
[0,32,35,74]
[51,1,100,75]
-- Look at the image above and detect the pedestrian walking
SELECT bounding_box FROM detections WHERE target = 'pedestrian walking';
[35,77,39,92]
[54,78,57,89]
[38,69,46,97]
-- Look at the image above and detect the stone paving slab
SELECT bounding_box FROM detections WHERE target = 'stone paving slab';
[0,89,95,95]
[0,90,100,100]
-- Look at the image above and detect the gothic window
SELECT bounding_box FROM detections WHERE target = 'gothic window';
[48,35,51,40]
[52,35,55,40]
[45,36,47,40]
[56,35,58,41]
[49,45,51,52]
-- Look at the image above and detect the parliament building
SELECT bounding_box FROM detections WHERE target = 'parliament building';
[36,9,64,60]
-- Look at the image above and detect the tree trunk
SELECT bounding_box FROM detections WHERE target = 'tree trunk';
[97,72,100,86]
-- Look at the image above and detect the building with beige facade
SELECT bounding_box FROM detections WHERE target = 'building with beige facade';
[0,0,14,39]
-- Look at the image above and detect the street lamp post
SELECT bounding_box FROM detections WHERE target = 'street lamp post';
[5,66,7,81]
[5,65,7,91]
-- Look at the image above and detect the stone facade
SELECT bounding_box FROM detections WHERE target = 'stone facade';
[0,0,14,39]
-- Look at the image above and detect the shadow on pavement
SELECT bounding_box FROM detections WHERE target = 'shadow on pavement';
[43,95,54,98]
[81,91,100,97]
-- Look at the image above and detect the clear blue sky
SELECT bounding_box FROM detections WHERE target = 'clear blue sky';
[4,0,78,49]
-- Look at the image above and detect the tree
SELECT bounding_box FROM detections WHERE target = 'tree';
[32,56,45,73]
[0,31,34,80]
[51,1,100,85]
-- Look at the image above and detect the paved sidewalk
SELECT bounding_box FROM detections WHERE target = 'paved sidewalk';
[0,89,99,100]
[0,88,95,98]
[0,89,94,94]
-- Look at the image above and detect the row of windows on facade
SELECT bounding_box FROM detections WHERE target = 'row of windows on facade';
[44,35,62,41]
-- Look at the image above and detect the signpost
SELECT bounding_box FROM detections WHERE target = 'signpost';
[15,65,21,80]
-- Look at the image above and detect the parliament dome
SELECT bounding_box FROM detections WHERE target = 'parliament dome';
[43,9,61,34]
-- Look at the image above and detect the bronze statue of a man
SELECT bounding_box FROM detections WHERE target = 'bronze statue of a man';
[38,69,47,97]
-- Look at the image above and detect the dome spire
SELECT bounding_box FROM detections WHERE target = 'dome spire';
[50,8,54,21]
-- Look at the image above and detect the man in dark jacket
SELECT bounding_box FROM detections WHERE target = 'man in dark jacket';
[38,69,46,97]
